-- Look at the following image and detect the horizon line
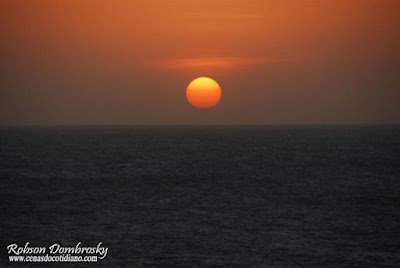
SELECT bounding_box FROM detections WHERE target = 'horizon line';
[1,123,399,128]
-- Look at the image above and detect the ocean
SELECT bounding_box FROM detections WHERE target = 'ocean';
[1,126,399,267]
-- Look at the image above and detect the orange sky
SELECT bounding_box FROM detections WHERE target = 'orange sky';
[1,0,399,124]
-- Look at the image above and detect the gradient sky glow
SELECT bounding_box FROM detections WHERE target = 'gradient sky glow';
[1,0,399,124]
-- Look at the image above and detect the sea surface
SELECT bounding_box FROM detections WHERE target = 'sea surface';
[1,126,399,267]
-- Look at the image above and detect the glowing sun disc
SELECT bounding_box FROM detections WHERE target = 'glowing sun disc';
[186,77,222,109]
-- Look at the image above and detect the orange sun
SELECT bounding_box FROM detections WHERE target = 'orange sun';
[186,77,222,109]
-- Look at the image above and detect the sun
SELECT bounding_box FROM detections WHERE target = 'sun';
[186,77,222,109]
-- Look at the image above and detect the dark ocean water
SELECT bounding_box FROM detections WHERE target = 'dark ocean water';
[1,126,399,267]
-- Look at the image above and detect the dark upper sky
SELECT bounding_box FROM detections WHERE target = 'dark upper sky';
[1,0,399,125]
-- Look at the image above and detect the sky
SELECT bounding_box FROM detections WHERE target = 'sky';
[0,0,399,125]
